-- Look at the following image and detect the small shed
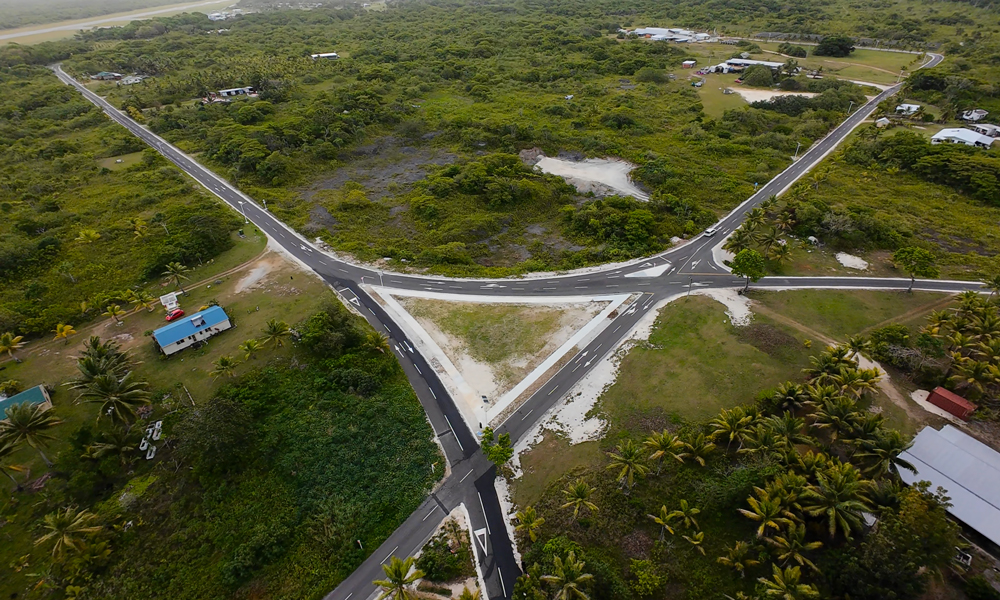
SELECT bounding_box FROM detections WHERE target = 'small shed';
[926,387,976,420]
[895,103,921,116]
[0,385,53,419]
[681,60,697,68]
[152,306,232,356]
[875,117,891,128]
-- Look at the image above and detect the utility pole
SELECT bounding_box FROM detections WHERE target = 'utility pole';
[847,100,855,115]
[793,141,802,159]
[237,200,249,224]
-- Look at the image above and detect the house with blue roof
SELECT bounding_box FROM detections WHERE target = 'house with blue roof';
[1,385,53,420]
[152,305,232,356]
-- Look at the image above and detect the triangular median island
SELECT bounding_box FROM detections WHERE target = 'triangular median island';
[369,288,631,432]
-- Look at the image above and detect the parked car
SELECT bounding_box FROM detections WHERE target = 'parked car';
[165,308,185,321]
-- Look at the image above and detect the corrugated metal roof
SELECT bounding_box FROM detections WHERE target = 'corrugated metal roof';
[153,306,229,347]
[0,385,48,416]
[899,426,1000,546]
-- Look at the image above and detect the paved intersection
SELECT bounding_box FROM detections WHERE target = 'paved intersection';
[48,51,971,600]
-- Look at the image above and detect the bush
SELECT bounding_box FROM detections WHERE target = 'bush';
[778,43,808,58]
[964,576,1000,600]
[814,34,856,57]
[416,521,474,582]
[742,64,773,87]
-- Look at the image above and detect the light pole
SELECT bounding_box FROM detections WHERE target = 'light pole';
[237,200,248,224]
[378,269,383,286]
[847,100,855,115]
[793,141,802,160]
[262,199,268,211]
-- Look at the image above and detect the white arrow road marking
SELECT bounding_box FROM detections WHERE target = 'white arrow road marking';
[349,297,360,306]
[404,341,414,352]
[474,528,489,556]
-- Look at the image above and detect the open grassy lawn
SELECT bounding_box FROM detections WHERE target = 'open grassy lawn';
[694,82,746,118]
[97,151,144,170]
[513,432,604,507]
[754,42,925,85]
[748,289,949,341]
[597,295,815,426]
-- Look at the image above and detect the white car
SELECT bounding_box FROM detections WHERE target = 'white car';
[703,226,720,237]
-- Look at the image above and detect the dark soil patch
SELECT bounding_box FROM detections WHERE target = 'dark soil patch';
[734,323,799,357]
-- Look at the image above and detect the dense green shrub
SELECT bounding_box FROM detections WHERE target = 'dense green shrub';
[814,34,856,57]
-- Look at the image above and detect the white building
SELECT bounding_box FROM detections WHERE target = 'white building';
[217,86,257,98]
[311,52,340,60]
[895,103,921,116]
[152,306,232,356]
[899,425,1000,548]
[962,108,989,122]
[931,128,997,148]
[708,58,785,74]
[970,123,1000,138]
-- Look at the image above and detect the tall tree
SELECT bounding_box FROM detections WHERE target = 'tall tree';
[0,332,26,362]
[606,439,648,492]
[758,565,820,599]
[0,438,26,491]
[515,505,545,543]
[644,430,687,473]
[77,371,151,426]
[480,426,514,467]
[739,491,795,538]
[891,247,938,292]
[541,551,593,600]
[647,505,676,541]
[710,406,753,451]
[766,523,822,572]
[731,248,767,293]
[855,429,916,477]
[239,339,264,360]
[102,304,126,324]
[53,323,78,345]
[668,499,701,530]
[802,463,871,540]
[210,355,240,379]
[34,507,102,559]
[373,556,423,600]
[561,479,598,520]
[683,432,716,467]
[0,402,62,466]
[717,541,759,578]
[162,261,191,293]
[262,319,292,348]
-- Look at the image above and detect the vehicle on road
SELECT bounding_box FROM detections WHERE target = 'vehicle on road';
[703,225,720,237]
[165,308,185,321]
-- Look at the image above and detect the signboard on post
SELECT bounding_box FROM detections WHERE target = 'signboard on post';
[159,292,179,310]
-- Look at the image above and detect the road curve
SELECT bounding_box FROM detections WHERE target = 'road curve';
[48,50,972,600]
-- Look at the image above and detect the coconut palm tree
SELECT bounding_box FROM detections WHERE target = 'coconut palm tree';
[724,228,755,254]
[683,530,706,555]
[607,439,648,493]
[766,412,813,448]
[239,339,264,360]
[984,275,1000,300]
[34,507,102,559]
[758,565,820,600]
[127,289,157,313]
[262,319,292,349]
[759,228,783,256]
[746,207,767,230]
[162,262,190,293]
[765,472,809,515]
[855,429,916,477]
[515,505,545,543]
[810,396,861,442]
[793,450,830,482]
[739,492,795,538]
[771,382,810,412]
[717,541,760,578]
[562,479,598,519]
[684,432,716,467]
[668,499,701,530]
[82,427,140,467]
[739,424,785,459]
[541,551,593,600]
[868,477,904,513]
[130,218,149,238]
[647,505,676,541]
[364,331,391,354]
[0,439,26,491]
[802,463,871,540]
[0,402,62,466]
[771,243,792,265]
[644,430,687,473]
[210,355,240,379]
[75,229,101,243]
[52,323,78,345]
[77,371,151,426]
[458,587,481,600]
[766,523,822,572]
[923,310,951,338]
[775,213,795,232]
[0,332,26,362]
[102,304,126,324]
[710,407,753,451]
[67,353,132,391]
[373,556,423,600]
[949,359,994,398]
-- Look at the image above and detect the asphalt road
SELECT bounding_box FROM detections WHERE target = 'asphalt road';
[48,51,966,600]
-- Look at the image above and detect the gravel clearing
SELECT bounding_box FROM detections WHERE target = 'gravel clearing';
[836,252,869,271]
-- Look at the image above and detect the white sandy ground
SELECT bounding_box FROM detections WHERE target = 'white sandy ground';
[535,156,650,201]
[836,252,869,271]
[233,254,283,293]
[398,298,608,403]
[734,89,817,103]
